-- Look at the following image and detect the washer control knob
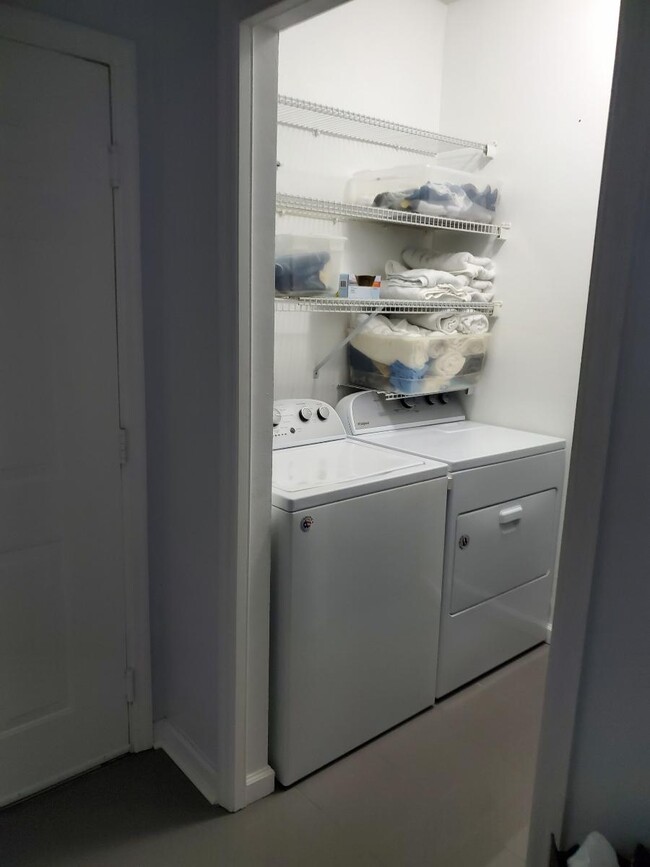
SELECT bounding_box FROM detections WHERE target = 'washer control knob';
[299,407,312,422]
[273,408,281,427]
[400,398,416,409]
[425,395,438,405]
[317,405,330,421]
[439,393,450,404]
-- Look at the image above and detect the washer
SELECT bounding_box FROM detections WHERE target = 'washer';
[270,398,449,785]
[337,391,566,698]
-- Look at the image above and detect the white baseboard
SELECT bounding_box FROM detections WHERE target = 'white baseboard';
[246,765,275,805]
[154,719,220,805]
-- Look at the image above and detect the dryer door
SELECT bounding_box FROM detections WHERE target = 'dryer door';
[451,488,558,614]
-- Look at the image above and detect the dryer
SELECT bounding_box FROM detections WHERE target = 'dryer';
[337,391,566,697]
[270,399,449,784]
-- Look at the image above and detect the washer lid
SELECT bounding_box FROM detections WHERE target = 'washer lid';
[359,421,565,471]
[272,439,448,511]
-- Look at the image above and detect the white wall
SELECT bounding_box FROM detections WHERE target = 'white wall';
[278,0,447,126]
[274,0,449,406]
[441,0,620,442]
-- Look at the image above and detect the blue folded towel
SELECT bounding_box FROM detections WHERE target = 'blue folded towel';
[389,359,429,394]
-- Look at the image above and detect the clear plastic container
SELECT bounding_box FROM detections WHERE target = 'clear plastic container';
[344,163,500,224]
[348,332,490,396]
[275,234,346,297]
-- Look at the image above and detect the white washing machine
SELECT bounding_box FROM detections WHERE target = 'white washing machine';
[337,391,566,698]
[270,398,449,785]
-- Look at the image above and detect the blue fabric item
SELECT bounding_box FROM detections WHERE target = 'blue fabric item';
[349,345,382,374]
[373,181,498,215]
[275,252,330,293]
[389,360,429,393]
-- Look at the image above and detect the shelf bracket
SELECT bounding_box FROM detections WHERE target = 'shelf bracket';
[313,308,384,379]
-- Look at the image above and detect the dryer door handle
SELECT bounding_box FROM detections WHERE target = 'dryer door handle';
[499,504,523,525]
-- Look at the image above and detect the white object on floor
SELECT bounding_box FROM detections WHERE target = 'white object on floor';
[337,391,566,698]
[567,832,618,867]
[270,399,449,785]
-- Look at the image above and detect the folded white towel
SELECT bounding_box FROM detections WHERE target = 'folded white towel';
[477,264,496,281]
[384,262,469,289]
[402,248,495,280]
[467,288,495,303]
[351,315,432,369]
[381,282,473,302]
[458,313,490,334]
[406,311,460,334]
[432,350,465,378]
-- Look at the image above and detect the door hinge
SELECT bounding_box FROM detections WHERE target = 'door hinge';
[125,668,135,704]
[109,143,120,189]
[119,427,128,465]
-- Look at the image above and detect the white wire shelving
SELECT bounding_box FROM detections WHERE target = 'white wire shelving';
[341,383,470,402]
[278,95,495,158]
[274,297,500,315]
[275,193,510,239]
[274,296,498,378]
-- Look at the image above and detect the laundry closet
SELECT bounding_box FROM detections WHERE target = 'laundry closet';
[268,0,619,787]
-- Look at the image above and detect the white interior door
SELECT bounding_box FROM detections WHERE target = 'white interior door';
[0,35,130,805]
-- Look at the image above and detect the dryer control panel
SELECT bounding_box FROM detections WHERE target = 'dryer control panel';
[337,391,466,436]
[272,399,346,449]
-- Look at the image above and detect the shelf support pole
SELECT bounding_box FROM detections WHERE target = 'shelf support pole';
[313,307,384,379]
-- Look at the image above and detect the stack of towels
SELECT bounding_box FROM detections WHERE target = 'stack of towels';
[383,247,496,303]
[349,314,489,395]
[374,181,499,224]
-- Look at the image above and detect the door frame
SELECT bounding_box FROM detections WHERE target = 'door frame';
[0,5,153,755]
[235,0,625,855]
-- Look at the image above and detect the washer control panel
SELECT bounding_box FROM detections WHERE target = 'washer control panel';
[272,399,346,449]
[337,390,466,435]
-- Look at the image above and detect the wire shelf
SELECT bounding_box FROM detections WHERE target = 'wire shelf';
[278,95,494,158]
[342,384,470,401]
[275,193,510,239]
[274,297,500,315]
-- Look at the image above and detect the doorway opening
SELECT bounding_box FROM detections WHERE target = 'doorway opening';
[238,1,623,863]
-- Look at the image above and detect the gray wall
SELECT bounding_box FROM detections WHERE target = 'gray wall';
[3,0,249,766]
[561,0,650,854]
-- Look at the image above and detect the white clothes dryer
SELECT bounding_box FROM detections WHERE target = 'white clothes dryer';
[337,391,566,698]
[270,399,448,785]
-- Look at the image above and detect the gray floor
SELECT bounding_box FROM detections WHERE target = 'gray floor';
[0,646,547,867]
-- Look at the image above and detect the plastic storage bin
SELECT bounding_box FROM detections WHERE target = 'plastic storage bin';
[348,330,490,396]
[275,234,346,297]
[344,163,500,224]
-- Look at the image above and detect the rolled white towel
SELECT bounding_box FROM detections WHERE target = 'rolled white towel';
[406,311,460,334]
[428,335,454,359]
[432,350,465,378]
[459,335,489,357]
[458,313,490,334]
[469,279,493,291]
